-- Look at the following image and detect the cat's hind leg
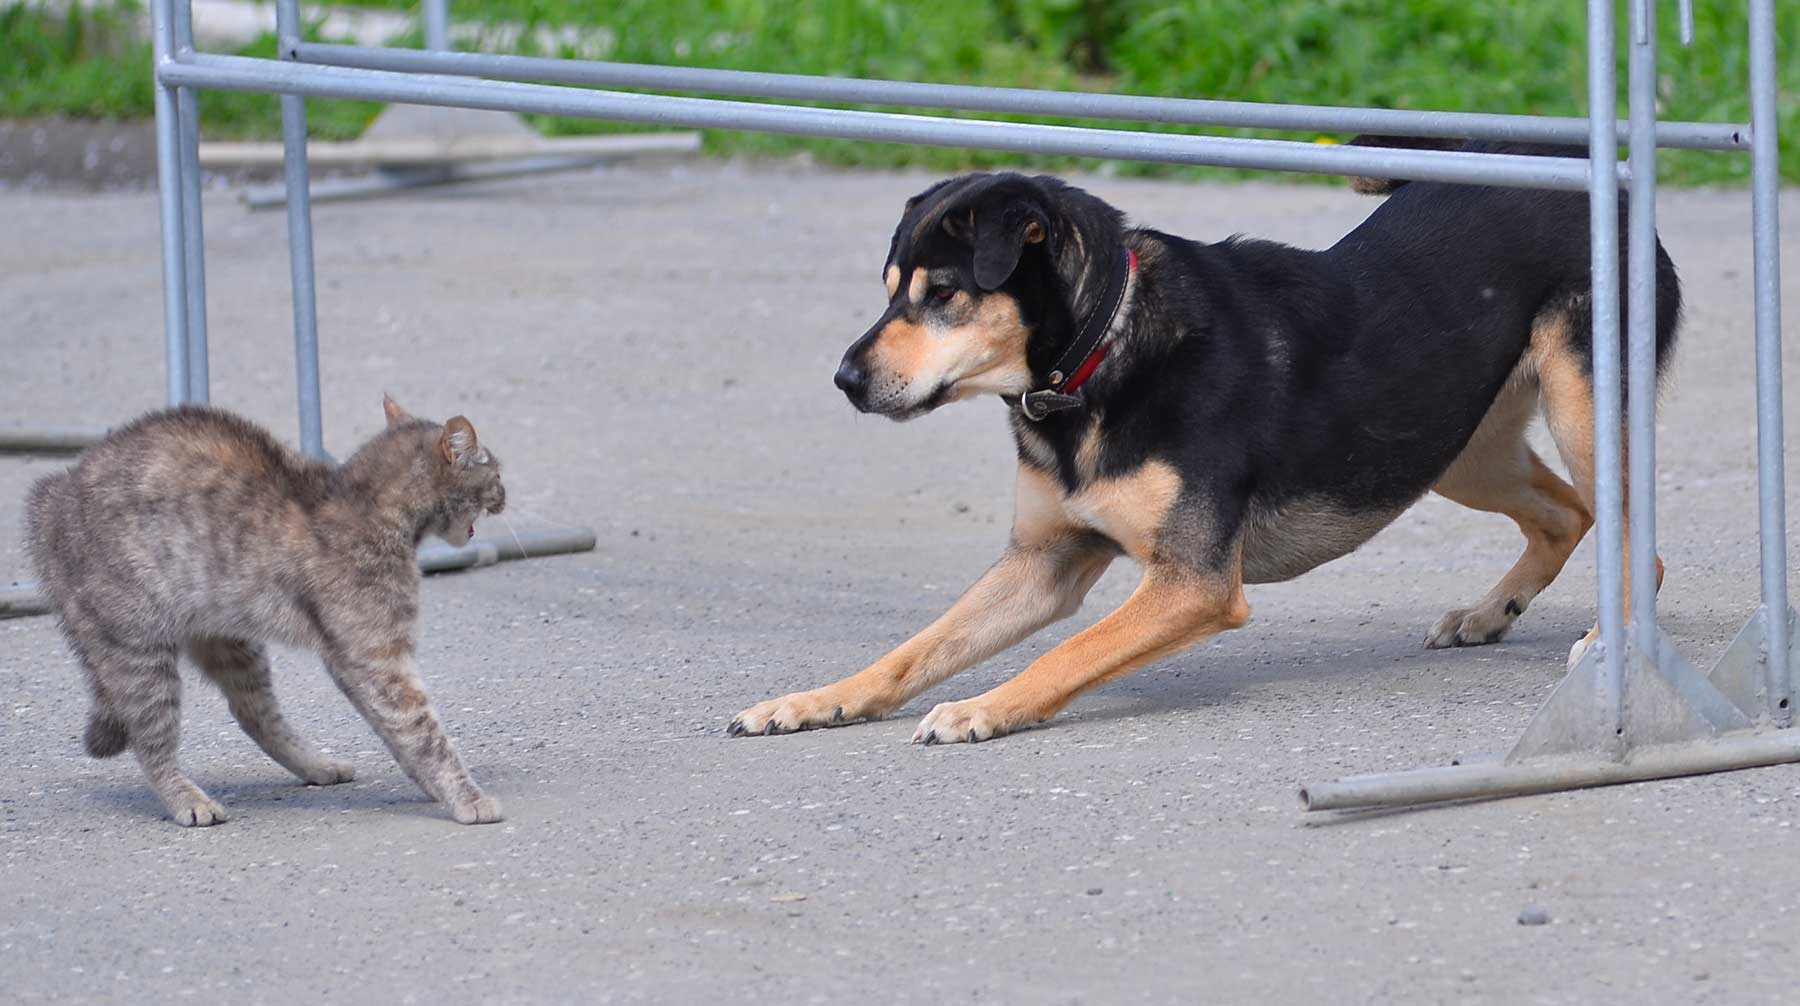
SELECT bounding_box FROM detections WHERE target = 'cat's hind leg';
[92,638,227,826]
[189,636,354,787]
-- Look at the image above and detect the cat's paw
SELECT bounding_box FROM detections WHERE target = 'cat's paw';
[450,793,505,825]
[167,792,229,827]
[301,760,355,786]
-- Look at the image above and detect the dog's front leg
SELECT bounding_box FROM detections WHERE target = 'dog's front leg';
[912,564,1249,744]
[730,536,1113,736]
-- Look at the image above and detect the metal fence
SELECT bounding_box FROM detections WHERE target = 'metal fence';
[143,0,1792,807]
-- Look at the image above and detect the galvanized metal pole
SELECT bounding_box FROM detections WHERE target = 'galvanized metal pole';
[1748,0,1791,726]
[1625,0,1659,660]
[173,0,210,404]
[293,42,1747,151]
[423,0,449,52]
[1586,0,1626,735]
[148,0,190,406]
[163,54,1611,192]
[275,0,326,457]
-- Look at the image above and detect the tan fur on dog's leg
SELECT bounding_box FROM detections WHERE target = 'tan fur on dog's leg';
[730,467,1113,736]
[913,566,1249,744]
[1427,369,1591,648]
[1537,319,1664,669]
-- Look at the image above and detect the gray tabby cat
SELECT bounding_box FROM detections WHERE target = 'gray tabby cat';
[24,396,507,826]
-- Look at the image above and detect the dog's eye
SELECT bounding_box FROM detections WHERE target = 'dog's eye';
[928,286,957,304]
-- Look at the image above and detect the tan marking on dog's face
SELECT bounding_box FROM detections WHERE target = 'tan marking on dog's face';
[884,265,901,299]
[1064,460,1182,562]
[859,289,1034,418]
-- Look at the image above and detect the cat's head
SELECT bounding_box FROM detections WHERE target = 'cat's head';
[385,395,507,547]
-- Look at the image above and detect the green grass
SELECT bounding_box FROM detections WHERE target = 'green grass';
[3,0,1795,184]
[0,1,380,138]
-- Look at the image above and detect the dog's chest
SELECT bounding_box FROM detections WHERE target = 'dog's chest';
[1238,496,1407,584]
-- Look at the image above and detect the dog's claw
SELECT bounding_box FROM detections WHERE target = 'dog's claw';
[832,705,845,724]
[727,719,745,737]
[922,731,939,746]
[967,729,979,744]
[762,720,779,736]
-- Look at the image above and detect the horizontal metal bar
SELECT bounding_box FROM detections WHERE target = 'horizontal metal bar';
[160,54,1610,190]
[241,154,633,210]
[417,525,597,574]
[296,42,1748,152]
[0,427,107,454]
[0,582,52,619]
[1300,731,1800,811]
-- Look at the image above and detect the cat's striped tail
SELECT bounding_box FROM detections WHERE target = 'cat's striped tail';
[25,471,128,758]
[84,712,129,758]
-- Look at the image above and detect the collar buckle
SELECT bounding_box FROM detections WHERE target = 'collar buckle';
[1019,389,1084,422]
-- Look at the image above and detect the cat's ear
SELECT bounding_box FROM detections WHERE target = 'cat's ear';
[440,416,479,468]
[383,394,414,430]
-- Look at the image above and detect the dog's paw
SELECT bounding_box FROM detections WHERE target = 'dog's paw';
[1424,601,1520,649]
[1567,625,1600,671]
[729,689,859,737]
[912,697,1027,746]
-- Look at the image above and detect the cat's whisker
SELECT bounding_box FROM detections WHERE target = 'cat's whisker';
[493,502,585,534]
[497,513,530,560]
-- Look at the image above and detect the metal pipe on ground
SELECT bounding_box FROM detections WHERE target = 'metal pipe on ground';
[293,42,1747,152]
[416,527,597,574]
[1299,732,1800,811]
[0,429,107,454]
[160,53,1609,192]
[1,583,52,619]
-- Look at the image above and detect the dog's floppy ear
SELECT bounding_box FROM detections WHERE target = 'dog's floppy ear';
[969,182,1052,291]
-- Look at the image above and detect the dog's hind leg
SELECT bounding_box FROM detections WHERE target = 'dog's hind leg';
[1426,372,1591,648]
[731,466,1115,737]
[1536,311,1665,669]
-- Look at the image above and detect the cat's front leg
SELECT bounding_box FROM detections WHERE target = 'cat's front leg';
[323,643,502,825]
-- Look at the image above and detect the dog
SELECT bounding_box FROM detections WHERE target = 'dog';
[732,143,1680,745]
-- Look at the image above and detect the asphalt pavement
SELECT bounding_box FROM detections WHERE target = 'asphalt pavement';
[3,160,1798,1004]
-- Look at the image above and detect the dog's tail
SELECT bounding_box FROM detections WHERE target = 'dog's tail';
[1343,134,1466,195]
[1344,135,1597,195]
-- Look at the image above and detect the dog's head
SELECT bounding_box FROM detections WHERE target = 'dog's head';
[834,172,1125,420]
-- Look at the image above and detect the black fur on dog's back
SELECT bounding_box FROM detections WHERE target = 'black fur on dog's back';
[1343,134,1681,381]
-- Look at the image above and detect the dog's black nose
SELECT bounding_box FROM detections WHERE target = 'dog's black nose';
[834,357,868,398]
